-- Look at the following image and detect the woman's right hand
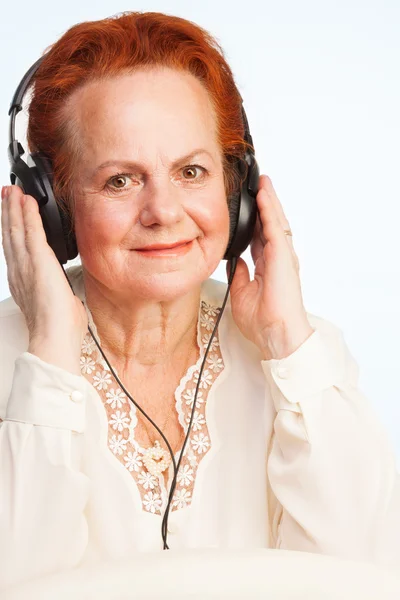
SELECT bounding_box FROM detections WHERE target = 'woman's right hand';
[1,185,88,375]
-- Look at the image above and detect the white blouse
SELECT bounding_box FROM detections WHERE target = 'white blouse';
[0,265,399,591]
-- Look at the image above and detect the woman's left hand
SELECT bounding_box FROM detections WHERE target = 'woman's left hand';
[228,174,315,360]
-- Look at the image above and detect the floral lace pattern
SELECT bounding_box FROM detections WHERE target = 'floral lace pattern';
[80,300,225,515]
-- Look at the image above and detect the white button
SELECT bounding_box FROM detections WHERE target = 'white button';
[167,522,179,535]
[70,390,84,403]
[275,366,289,379]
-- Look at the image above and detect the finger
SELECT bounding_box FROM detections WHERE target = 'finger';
[256,182,287,248]
[228,257,251,298]
[261,176,290,229]
[255,212,266,246]
[261,176,296,250]
[22,193,50,260]
[1,187,12,263]
[258,176,299,271]
[250,215,265,265]
[7,185,27,261]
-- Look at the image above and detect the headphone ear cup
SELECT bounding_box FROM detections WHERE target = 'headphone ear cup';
[224,153,259,261]
[226,189,241,252]
[29,152,78,264]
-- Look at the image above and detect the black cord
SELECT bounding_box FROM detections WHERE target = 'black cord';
[61,256,238,550]
[161,256,237,548]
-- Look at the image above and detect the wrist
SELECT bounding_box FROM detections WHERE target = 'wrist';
[260,320,315,361]
[28,338,82,376]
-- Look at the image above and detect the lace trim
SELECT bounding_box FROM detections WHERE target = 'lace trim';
[80,300,225,515]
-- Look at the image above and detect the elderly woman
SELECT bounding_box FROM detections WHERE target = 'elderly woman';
[0,11,399,590]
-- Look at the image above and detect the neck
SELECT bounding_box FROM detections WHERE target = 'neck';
[82,270,201,368]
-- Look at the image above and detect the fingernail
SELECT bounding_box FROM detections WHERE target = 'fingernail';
[1,186,10,200]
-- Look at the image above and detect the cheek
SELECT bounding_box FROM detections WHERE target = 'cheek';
[73,202,132,255]
[195,194,230,251]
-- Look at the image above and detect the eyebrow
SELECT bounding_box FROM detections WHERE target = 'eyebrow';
[90,149,215,177]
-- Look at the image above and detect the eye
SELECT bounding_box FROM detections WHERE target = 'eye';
[104,164,207,195]
[180,164,207,183]
[104,173,136,195]
[110,175,128,188]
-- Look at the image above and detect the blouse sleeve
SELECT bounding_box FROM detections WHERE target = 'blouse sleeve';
[0,352,90,591]
[261,317,400,567]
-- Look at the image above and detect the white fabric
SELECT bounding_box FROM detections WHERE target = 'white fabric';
[0,265,399,592]
[3,549,400,600]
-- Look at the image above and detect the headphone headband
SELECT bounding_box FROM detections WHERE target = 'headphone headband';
[8,56,45,117]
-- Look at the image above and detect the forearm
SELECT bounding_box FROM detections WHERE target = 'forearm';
[262,320,400,565]
[268,389,398,564]
[0,420,90,590]
[0,352,91,589]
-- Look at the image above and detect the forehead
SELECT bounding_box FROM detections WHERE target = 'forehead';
[66,67,220,164]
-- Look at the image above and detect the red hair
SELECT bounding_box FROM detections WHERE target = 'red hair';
[27,11,252,218]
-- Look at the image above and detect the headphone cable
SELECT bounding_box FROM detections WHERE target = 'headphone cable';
[161,256,237,548]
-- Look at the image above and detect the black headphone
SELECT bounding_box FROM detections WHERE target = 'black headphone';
[8,55,260,263]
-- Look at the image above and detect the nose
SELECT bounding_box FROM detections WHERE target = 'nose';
[138,180,185,228]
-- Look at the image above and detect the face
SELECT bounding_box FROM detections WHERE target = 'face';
[68,67,230,302]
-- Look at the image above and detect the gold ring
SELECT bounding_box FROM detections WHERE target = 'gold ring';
[284,229,293,236]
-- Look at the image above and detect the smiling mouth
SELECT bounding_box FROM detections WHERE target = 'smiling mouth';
[136,240,192,251]
[134,240,194,257]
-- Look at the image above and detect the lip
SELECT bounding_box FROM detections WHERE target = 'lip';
[136,240,192,251]
[135,239,194,257]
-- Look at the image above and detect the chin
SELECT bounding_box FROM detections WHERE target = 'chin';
[122,244,224,301]
[128,269,209,302]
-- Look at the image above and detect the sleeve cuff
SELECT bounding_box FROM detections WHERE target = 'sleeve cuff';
[5,352,88,432]
[261,327,347,412]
